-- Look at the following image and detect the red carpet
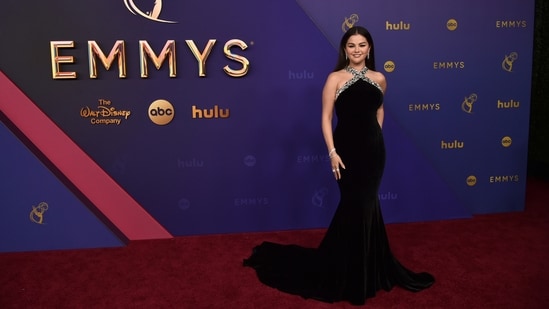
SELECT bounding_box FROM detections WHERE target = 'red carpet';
[1,178,548,308]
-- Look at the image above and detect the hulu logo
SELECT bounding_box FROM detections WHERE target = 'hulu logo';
[441,140,464,149]
[192,105,230,119]
[497,100,520,109]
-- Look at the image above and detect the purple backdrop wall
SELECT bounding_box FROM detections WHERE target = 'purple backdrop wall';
[0,0,534,251]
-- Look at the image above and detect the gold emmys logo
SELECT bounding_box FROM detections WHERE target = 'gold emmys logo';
[384,61,395,73]
[30,202,49,224]
[501,136,512,147]
[80,99,132,125]
[342,14,359,32]
[461,93,477,114]
[149,99,175,125]
[502,52,518,72]
[446,19,458,31]
[466,175,477,187]
[52,39,250,79]
[123,0,177,24]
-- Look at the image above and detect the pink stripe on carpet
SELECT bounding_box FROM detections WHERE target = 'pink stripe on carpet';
[0,70,172,240]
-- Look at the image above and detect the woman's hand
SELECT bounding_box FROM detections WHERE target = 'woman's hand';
[330,152,345,180]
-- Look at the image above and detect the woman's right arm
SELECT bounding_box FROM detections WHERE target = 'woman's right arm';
[321,73,345,179]
[321,73,337,153]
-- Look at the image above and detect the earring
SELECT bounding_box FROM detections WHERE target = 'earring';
[367,53,370,59]
[345,54,348,60]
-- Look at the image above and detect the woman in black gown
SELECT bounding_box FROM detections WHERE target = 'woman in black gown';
[243,26,434,306]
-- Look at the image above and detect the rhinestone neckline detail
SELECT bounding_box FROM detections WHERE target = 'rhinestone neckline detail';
[335,66,384,99]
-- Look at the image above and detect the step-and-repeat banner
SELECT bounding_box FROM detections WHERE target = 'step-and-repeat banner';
[0,0,534,252]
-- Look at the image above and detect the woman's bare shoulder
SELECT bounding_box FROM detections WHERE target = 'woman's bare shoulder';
[369,70,387,91]
[325,70,346,86]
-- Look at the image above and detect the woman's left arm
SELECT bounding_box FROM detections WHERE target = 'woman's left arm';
[377,104,384,129]
[376,72,387,129]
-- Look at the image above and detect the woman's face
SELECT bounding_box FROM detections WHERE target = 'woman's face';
[345,34,370,66]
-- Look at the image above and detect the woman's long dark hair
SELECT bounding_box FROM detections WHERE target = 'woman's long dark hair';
[334,26,376,72]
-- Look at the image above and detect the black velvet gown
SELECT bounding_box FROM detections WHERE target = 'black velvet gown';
[243,67,434,305]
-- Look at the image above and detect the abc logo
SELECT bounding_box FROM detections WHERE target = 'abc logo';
[384,61,395,73]
[447,19,458,31]
[148,99,174,125]
[466,175,477,187]
[501,136,512,147]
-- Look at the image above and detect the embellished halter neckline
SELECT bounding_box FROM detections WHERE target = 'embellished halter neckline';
[335,66,384,99]
[345,66,369,76]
